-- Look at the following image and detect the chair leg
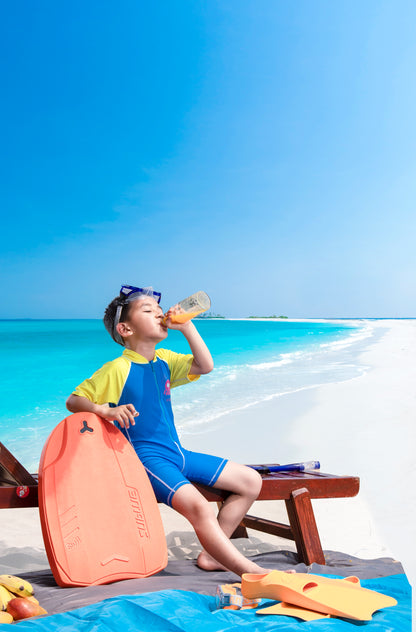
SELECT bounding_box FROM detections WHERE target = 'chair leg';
[285,487,325,565]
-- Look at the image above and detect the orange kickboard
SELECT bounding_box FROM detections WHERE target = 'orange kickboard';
[38,412,167,587]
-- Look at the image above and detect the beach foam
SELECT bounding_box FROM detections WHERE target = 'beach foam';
[175,323,375,434]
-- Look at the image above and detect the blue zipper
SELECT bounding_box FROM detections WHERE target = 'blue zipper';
[150,359,185,469]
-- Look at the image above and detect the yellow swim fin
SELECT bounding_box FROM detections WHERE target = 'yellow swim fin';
[241,571,397,621]
[258,601,330,620]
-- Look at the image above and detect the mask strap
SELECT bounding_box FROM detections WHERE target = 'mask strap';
[113,302,125,345]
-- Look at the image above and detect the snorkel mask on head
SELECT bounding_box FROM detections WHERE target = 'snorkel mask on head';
[113,285,162,345]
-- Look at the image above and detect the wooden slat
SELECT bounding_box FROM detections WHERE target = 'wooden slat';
[0,485,39,508]
[0,443,38,486]
[194,472,359,502]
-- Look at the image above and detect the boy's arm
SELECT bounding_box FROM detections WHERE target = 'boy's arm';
[66,394,138,428]
[165,316,214,375]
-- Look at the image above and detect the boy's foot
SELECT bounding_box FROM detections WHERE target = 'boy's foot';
[197,550,229,572]
[197,551,286,576]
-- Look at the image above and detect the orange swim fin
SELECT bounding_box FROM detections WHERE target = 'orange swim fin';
[258,601,330,620]
[241,571,397,621]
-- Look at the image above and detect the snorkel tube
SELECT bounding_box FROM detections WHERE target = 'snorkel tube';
[251,461,320,474]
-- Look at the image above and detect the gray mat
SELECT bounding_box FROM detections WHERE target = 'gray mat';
[0,544,404,617]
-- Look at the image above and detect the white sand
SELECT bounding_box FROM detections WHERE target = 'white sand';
[184,319,416,588]
[1,320,415,593]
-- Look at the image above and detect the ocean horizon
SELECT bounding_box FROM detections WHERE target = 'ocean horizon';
[0,318,377,471]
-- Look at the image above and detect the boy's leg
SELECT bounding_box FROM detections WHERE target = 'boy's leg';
[171,481,268,577]
[212,461,262,536]
[196,462,262,570]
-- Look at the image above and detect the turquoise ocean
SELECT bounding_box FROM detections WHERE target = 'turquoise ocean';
[0,319,374,471]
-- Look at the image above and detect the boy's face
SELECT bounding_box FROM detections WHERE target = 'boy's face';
[122,296,168,344]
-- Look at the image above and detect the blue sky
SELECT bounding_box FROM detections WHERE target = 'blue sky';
[1,1,415,318]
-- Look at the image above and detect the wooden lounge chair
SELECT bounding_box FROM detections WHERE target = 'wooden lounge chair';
[0,442,359,566]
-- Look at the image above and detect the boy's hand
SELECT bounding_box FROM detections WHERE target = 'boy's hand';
[163,305,192,331]
[100,404,139,429]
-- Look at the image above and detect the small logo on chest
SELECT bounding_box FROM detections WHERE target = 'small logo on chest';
[164,379,171,397]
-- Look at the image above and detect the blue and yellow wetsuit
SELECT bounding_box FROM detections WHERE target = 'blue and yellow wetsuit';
[72,348,227,505]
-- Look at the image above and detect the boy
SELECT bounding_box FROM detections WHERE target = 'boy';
[66,285,269,577]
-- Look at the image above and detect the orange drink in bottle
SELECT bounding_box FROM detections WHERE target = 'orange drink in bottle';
[164,291,211,325]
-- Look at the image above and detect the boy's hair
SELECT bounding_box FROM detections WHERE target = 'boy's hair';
[103,296,132,346]
[104,287,162,346]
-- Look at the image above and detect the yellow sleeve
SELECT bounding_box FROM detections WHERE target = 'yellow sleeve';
[72,356,131,405]
[156,349,200,388]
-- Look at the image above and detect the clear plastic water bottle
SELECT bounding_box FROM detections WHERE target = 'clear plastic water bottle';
[164,291,211,324]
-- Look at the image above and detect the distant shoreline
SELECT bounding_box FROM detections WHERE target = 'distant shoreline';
[1,317,415,322]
